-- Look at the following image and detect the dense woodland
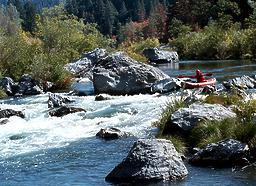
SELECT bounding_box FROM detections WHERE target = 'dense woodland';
[0,0,256,88]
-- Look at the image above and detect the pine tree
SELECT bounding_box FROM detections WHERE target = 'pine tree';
[22,1,36,33]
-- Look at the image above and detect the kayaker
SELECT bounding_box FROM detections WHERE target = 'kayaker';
[178,70,212,83]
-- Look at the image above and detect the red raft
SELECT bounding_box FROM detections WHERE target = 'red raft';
[182,78,216,89]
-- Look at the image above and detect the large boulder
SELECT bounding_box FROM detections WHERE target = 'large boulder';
[65,48,107,77]
[0,109,25,119]
[163,103,236,135]
[223,75,256,90]
[49,106,86,117]
[189,139,250,167]
[105,139,188,183]
[96,128,130,140]
[143,47,179,63]
[93,52,170,95]
[48,93,74,108]
[0,77,17,96]
[18,74,43,95]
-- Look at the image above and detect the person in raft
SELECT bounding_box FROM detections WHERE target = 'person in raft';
[178,69,212,83]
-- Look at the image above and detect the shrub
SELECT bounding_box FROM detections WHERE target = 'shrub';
[153,97,188,137]
[119,38,160,62]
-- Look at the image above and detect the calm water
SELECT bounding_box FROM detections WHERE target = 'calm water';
[1,60,256,186]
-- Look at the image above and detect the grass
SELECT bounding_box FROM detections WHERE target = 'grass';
[0,88,7,99]
[153,97,188,137]
[204,92,242,106]
[163,135,187,154]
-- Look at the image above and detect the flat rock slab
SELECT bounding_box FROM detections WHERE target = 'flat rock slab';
[189,139,249,167]
[106,139,188,183]
[163,103,236,135]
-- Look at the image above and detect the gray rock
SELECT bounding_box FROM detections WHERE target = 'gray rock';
[223,75,256,90]
[95,94,112,101]
[65,48,107,77]
[163,103,236,135]
[151,78,182,93]
[93,52,170,95]
[143,47,179,63]
[0,119,9,125]
[189,139,250,167]
[48,93,74,108]
[96,127,130,140]
[0,109,25,119]
[202,85,216,94]
[18,74,43,95]
[106,139,188,183]
[49,106,86,117]
[0,77,17,96]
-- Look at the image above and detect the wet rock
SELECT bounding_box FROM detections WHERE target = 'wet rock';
[18,74,43,95]
[106,139,188,183]
[151,78,182,93]
[95,94,112,101]
[163,103,236,135]
[71,78,94,96]
[202,85,216,94]
[65,48,107,77]
[49,106,86,117]
[0,109,25,119]
[143,47,179,63]
[93,52,170,95]
[96,128,130,140]
[189,139,250,167]
[0,119,9,125]
[223,75,256,90]
[0,77,17,96]
[48,93,74,108]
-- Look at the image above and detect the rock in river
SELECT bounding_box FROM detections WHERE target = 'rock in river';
[0,109,25,119]
[105,139,188,183]
[189,139,250,167]
[96,127,130,140]
[93,52,170,95]
[48,93,74,108]
[223,75,256,90]
[49,106,86,117]
[163,103,236,135]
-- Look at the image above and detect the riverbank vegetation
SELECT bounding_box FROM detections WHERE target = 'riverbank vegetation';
[0,0,256,88]
[156,93,256,155]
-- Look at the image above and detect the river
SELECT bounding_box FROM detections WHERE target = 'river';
[0,60,256,185]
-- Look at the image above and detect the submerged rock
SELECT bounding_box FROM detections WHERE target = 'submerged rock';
[223,75,256,90]
[189,139,249,167]
[0,119,9,125]
[93,52,170,95]
[163,103,236,135]
[105,139,188,183]
[0,109,25,119]
[143,47,179,63]
[96,128,130,140]
[48,93,74,108]
[49,106,86,117]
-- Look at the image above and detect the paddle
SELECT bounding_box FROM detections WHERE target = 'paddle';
[177,73,213,78]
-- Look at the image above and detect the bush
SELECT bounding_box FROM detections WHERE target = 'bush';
[153,97,188,137]
[119,38,160,62]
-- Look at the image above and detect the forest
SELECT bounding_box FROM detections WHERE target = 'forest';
[0,0,256,88]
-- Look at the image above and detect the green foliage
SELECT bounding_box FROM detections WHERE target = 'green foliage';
[163,135,187,154]
[204,92,242,106]
[190,99,256,149]
[153,97,188,137]
[0,88,7,99]
[119,38,160,62]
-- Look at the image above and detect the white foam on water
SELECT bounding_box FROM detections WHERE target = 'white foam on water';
[0,93,170,159]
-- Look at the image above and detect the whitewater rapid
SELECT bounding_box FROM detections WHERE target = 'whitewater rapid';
[0,93,170,159]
